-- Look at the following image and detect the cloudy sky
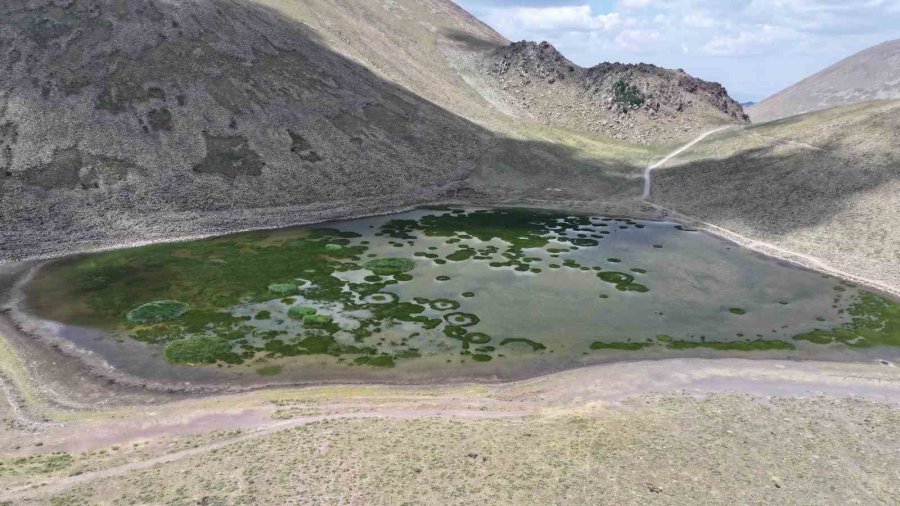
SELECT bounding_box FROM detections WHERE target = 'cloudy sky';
[454,0,900,102]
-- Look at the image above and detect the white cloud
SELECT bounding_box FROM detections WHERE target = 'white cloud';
[701,25,795,56]
[485,5,621,34]
[618,0,663,9]
[615,29,663,53]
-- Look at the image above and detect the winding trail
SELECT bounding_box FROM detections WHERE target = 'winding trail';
[0,408,527,503]
[642,126,732,199]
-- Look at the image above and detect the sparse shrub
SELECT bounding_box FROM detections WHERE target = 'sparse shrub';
[613,79,645,110]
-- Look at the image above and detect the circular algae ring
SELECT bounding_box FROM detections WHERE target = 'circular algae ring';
[429,299,461,311]
[444,312,479,327]
[464,332,491,344]
[365,292,399,304]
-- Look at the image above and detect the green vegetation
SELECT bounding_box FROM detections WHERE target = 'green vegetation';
[500,338,546,351]
[728,307,746,315]
[303,314,333,328]
[666,339,795,351]
[269,284,299,297]
[164,335,236,365]
[613,79,645,110]
[0,452,73,476]
[364,257,414,276]
[126,300,188,324]
[793,292,900,347]
[288,306,317,320]
[590,341,651,351]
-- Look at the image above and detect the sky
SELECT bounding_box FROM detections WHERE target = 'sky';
[454,0,900,102]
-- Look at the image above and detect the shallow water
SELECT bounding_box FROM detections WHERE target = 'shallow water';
[21,208,900,385]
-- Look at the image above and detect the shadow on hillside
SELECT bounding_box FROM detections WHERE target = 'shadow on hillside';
[0,0,643,258]
[441,29,505,52]
[651,138,898,234]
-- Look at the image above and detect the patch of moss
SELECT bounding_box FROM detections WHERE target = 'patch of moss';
[499,338,546,351]
[792,292,900,347]
[667,339,795,351]
[287,306,317,320]
[269,284,299,297]
[364,258,414,276]
[164,335,237,365]
[126,300,189,324]
[590,341,651,351]
[303,314,333,328]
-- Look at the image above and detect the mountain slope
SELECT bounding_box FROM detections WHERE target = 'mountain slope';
[0,0,749,260]
[748,39,900,123]
[652,100,900,292]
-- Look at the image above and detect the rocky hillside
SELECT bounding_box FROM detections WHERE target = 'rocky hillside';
[0,0,748,260]
[455,41,748,144]
[0,0,494,259]
[749,39,900,123]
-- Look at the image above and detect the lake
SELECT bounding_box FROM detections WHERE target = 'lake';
[20,208,900,385]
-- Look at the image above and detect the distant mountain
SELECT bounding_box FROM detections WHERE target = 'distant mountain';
[748,39,900,123]
[741,101,756,108]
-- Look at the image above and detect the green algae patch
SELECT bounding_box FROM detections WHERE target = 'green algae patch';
[364,258,414,276]
[500,338,546,351]
[471,354,493,362]
[164,335,236,365]
[303,314,333,328]
[590,341,651,351]
[792,292,900,347]
[616,283,649,293]
[269,284,299,297]
[287,306,317,320]
[446,249,476,262]
[597,272,634,284]
[126,300,188,324]
[728,307,747,315]
[667,339,795,351]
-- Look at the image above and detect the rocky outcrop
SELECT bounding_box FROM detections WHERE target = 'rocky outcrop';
[473,41,748,144]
